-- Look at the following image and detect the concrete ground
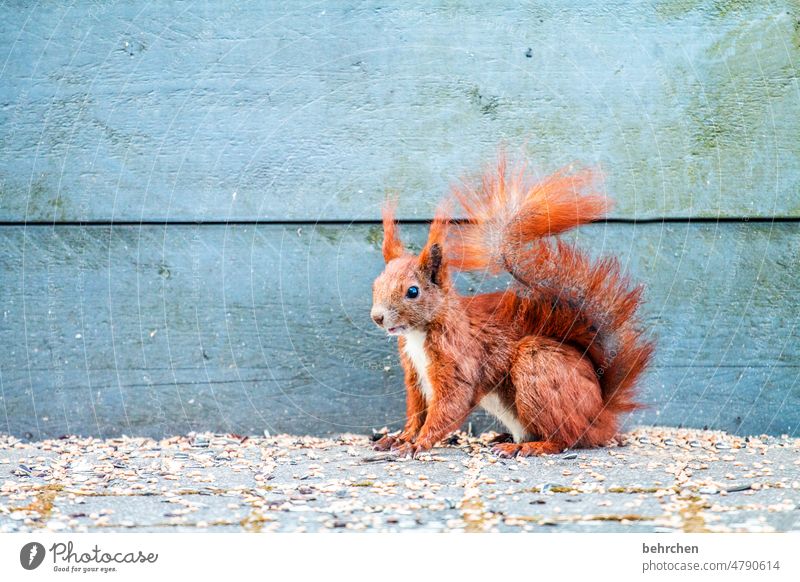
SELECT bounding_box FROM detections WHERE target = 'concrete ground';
[0,427,798,533]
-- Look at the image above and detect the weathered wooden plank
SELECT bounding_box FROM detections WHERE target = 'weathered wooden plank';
[0,222,797,439]
[1,1,799,221]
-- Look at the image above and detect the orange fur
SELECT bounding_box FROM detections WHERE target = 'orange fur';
[381,200,405,262]
[448,155,610,272]
[371,158,654,458]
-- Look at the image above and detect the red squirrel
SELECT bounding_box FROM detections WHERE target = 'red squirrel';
[370,157,654,458]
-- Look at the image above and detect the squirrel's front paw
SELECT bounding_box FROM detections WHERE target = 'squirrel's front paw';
[392,441,431,459]
[373,434,400,451]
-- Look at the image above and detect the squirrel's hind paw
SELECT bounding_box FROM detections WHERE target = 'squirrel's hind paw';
[491,443,521,458]
[486,432,514,445]
[492,441,564,457]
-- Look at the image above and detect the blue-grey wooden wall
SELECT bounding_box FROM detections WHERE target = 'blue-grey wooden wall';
[1,1,798,439]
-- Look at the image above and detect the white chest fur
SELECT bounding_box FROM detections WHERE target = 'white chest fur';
[480,392,529,443]
[402,330,434,401]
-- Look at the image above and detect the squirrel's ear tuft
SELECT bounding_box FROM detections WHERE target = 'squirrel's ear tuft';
[418,205,450,286]
[381,200,404,263]
[420,242,443,286]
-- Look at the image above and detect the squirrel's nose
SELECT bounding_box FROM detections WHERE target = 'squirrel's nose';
[371,307,385,326]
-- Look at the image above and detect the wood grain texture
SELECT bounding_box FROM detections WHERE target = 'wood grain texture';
[1,1,799,221]
[1,222,797,439]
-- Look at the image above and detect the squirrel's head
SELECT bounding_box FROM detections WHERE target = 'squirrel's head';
[371,202,451,336]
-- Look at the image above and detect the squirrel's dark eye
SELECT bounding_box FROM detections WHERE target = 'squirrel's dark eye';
[406,286,420,299]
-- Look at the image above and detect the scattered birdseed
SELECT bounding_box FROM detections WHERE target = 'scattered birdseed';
[0,427,797,532]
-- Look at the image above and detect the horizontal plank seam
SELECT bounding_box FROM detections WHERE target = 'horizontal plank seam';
[15,364,800,373]
[0,217,799,227]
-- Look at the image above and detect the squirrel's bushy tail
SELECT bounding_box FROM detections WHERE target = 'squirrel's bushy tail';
[510,241,654,413]
[448,158,653,413]
[447,155,609,273]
